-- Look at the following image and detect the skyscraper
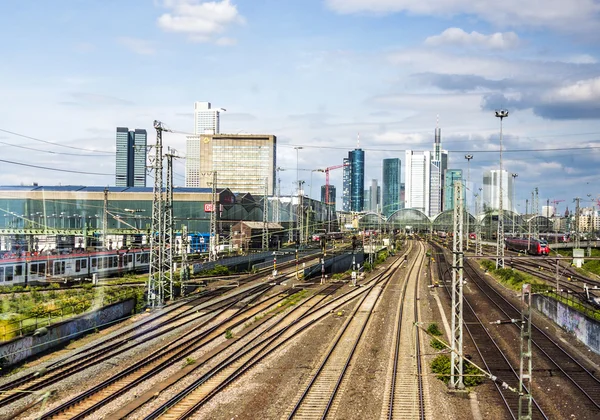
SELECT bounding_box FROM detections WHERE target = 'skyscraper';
[369,179,380,212]
[115,127,147,187]
[404,127,448,217]
[193,133,276,195]
[194,101,222,135]
[404,150,430,214]
[349,148,365,212]
[429,127,448,216]
[186,102,225,186]
[342,158,351,212]
[444,169,463,211]
[382,158,401,217]
[483,170,513,211]
[321,185,336,206]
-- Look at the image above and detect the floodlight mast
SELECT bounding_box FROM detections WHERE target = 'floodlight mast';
[495,109,508,269]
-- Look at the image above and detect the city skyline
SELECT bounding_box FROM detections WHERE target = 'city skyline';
[1,1,599,213]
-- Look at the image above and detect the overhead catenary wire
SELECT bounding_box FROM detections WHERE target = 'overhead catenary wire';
[0,158,112,176]
[0,140,108,157]
[0,128,113,154]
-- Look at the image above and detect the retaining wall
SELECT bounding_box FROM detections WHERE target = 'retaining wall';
[0,299,136,368]
[532,295,600,356]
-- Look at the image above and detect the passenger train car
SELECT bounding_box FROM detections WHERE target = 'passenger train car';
[0,248,151,286]
[504,237,549,256]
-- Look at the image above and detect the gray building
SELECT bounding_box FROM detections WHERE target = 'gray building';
[321,185,336,206]
[116,127,147,187]
[382,158,401,217]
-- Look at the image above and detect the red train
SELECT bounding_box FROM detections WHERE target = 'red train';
[504,237,549,256]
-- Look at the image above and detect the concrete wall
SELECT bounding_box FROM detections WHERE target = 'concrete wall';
[0,299,136,368]
[532,295,600,356]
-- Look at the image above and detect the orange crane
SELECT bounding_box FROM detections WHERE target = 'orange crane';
[318,162,350,206]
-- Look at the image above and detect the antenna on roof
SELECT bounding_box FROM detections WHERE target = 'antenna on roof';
[357,132,360,149]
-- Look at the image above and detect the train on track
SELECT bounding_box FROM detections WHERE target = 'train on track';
[539,232,570,243]
[504,237,549,255]
[0,248,151,285]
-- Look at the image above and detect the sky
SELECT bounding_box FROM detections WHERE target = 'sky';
[2,0,600,214]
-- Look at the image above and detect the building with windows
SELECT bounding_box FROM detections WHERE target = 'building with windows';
[194,101,221,135]
[342,158,351,212]
[443,169,463,211]
[320,185,336,206]
[349,148,365,212]
[368,179,380,212]
[115,128,147,188]
[429,127,448,216]
[191,133,276,196]
[483,169,513,211]
[382,158,401,217]
[405,151,430,214]
[186,102,226,187]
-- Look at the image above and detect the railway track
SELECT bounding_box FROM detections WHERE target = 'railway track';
[431,242,548,419]
[140,247,413,419]
[382,241,429,420]
[461,260,600,414]
[31,283,285,419]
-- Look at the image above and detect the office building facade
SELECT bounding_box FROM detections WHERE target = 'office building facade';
[429,127,448,217]
[382,158,401,217]
[321,185,336,206]
[443,169,463,211]
[404,150,430,214]
[115,127,147,187]
[483,169,513,211]
[342,158,351,212]
[349,149,365,212]
[194,101,221,135]
[193,133,276,196]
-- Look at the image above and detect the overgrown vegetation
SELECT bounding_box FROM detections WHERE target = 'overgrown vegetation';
[197,265,230,277]
[224,329,233,339]
[479,260,542,291]
[426,323,442,336]
[430,355,484,387]
[0,286,144,340]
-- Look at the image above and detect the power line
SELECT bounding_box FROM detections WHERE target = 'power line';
[0,140,107,157]
[0,158,112,176]
[281,144,600,153]
[0,128,113,155]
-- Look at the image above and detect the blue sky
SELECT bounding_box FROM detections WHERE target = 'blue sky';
[2,0,600,213]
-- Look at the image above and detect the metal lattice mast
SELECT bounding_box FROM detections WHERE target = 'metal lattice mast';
[298,180,305,244]
[518,283,533,420]
[475,192,482,256]
[209,171,217,261]
[164,149,175,301]
[574,197,581,249]
[148,120,166,307]
[262,177,269,251]
[180,225,189,295]
[274,177,280,223]
[450,180,465,389]
[495,109,508,269]
[464,154,473,250]
[103,188,108,248]
[533,187,539,239]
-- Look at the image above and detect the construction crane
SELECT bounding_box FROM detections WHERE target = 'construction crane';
[551,199,565,216]
[318,162,350,206]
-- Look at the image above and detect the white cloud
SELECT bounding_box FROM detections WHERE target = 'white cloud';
[117,37,156,55]
[425,28,520,50]
[157,0,245,44]
[543,77,600,103]
[324,0,600,32]
[565,54,598,64]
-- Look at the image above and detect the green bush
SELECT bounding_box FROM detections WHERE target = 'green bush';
[224,329,233,339]
[427,323,442,336]
[431,338,446,350]
[430,355,483,387]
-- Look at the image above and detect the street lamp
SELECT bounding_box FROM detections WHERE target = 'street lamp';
[512,173,518,236]
[464,154,473,250]
[294,147,303,245]
[495,109,509,269]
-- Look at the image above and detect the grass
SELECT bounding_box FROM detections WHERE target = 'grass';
[430,355,484,387]
[479,260,543,291]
